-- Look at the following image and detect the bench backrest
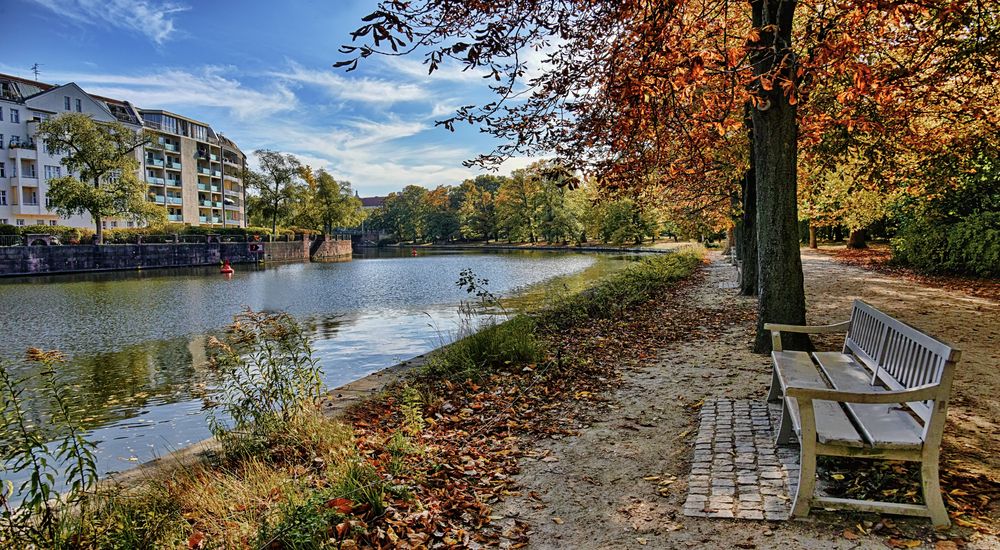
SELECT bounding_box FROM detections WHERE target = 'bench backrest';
[844,300,961,425]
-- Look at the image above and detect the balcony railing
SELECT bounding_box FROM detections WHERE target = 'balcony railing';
[147,158,164,167]
[198,167,211,175]
[164,143,179,152]
[168,214,183,222]
[200,200,213,207]
[166,179,182,187]
[146,177,165,185]
[167,197,183,205]
[224,173,241,182]
[224,187,242,196]
[212,170,222,178]
[210,154,219,162]
[199,215,208,223]
[167,161,182,169]
[148,195,165,203]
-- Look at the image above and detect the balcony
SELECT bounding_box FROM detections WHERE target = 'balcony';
[198,167,212,175]
[166,179,182,187]
[224,203,240,210]
[167,197,183,205]
[148,195,165,203]
[145,138,164,149]
[223,173,241,182]
[166,161,182,170]
[164,143,179,152]
[199,215,208,223]
[213,201,223,208]
[223,157,240,167]
[147,158,164,167]
[212,216,222,223]
[197,183,209,191]
[200,199,213,207]
[224,187,242,196]
[168,214,183,222]
[146,176,165,185]
[210,154,219,162]
[211,170,222,178]
[10,175,38,187]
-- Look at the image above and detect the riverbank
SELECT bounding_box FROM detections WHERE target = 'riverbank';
[366,240,696,255]
[0,249,704,547]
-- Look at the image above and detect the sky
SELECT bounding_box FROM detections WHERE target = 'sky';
[2,0,542,196]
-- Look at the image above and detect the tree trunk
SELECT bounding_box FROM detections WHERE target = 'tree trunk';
[751,0,808,353]
[94,215,103,245]
[808,223,817,248]
[739,168,758,297]
[847,229,867,249]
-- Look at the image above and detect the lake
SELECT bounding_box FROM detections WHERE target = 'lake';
[0,249,635,486]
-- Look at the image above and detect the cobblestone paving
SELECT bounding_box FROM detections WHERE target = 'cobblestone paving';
[682,399,800,520]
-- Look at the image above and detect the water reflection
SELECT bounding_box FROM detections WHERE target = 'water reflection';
[0,250,636,487]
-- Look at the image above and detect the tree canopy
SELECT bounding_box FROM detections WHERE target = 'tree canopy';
[37,113,164,244]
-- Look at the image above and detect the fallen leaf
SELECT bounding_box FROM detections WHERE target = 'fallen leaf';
[187,531,205,549]
[842,529,859,541]
[888,539,923,549]
[552,517,564,525]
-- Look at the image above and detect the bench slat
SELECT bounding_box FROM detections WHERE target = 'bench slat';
[813,352,925,450]
[773,352,864,448]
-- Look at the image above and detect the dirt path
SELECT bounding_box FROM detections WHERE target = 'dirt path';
[494,251,999,549]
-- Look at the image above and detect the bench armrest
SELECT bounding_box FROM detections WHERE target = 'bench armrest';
[785,382,942,404]
[764,320,850,351]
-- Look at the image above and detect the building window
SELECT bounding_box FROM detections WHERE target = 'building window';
[0,134,4,149]
[0,219,6,225]
[16,219,24,227]
[9,136,19,147]
[65,97,71,110]
[127,221,134,228]
[102,221,107,229]
[0,190,5,205]
[0,107,3,121]
[44,165,61,181]
[10,109,18,123]
[111,221,117,228]
[37,220,45,225]
[0,162,4,178]
[50,220,57,226]
[75,99,82,112]
[45,196,52,208]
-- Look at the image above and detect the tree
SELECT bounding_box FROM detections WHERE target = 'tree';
[37,113,164,244]
[248,150,303,235]
[338,0,999,352]
[315,171,365,234]
[458,175,504,241]
[496,169,541,243]
[423,185,460,242]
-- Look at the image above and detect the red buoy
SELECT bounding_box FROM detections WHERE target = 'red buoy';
[220,259,234,274]
[411,248,418,256]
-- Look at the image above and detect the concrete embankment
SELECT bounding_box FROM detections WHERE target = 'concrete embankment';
[0,238,352,277]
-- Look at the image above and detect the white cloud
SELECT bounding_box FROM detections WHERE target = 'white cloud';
[270,62,429,105]
[37,66,297,119]
[382,57,488,84]
[26,0,189,45]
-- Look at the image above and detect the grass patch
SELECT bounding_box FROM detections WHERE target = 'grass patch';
[424,315,545,379]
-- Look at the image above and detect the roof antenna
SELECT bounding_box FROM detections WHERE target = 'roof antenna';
[30,63,42,80]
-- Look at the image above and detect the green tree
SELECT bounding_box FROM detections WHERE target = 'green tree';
[458,175,504,241]
[496,169,541,242]
[247,150,303,235]
[315,171,365,233]
[37,113,164,244]
[423,185,460,242]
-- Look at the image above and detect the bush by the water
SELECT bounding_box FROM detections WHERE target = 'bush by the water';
[540,248,703,329]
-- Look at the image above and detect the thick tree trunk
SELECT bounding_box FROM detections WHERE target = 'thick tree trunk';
[847,229,867,249]
[94,215,103,245]
[739,168,758,297]
[808,223,817,248]
[751,0,808,353]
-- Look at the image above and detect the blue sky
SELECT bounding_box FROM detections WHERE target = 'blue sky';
[3,0,541,196]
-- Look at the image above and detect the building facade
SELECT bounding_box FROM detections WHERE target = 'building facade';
[0,73,246,230]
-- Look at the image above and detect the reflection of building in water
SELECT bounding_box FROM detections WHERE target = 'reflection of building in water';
[304,314,345,342]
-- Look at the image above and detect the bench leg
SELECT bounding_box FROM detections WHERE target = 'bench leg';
[790,399,818,519]
[775,401,794,446]
[766,366,782,403]
[921,452,950,528]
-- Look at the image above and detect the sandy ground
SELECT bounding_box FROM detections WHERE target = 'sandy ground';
[493,250,999,549]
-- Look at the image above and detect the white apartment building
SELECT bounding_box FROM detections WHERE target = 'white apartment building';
[0,73,246,230]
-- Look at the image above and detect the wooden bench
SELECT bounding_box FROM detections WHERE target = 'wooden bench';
[764,300,961,527]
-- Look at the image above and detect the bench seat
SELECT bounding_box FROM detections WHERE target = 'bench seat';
[813,352,925,450]
[771,351,863,447]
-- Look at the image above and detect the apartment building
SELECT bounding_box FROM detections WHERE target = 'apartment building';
[0,73,246,229]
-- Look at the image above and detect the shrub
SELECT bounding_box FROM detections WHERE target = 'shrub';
[207,310,323,457]
[539,248,703,329]
[892,213,1000,277]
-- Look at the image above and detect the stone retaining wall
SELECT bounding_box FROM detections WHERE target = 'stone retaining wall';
[0,238,351,277]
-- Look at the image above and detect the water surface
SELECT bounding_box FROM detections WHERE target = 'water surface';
[0,249,634,482]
